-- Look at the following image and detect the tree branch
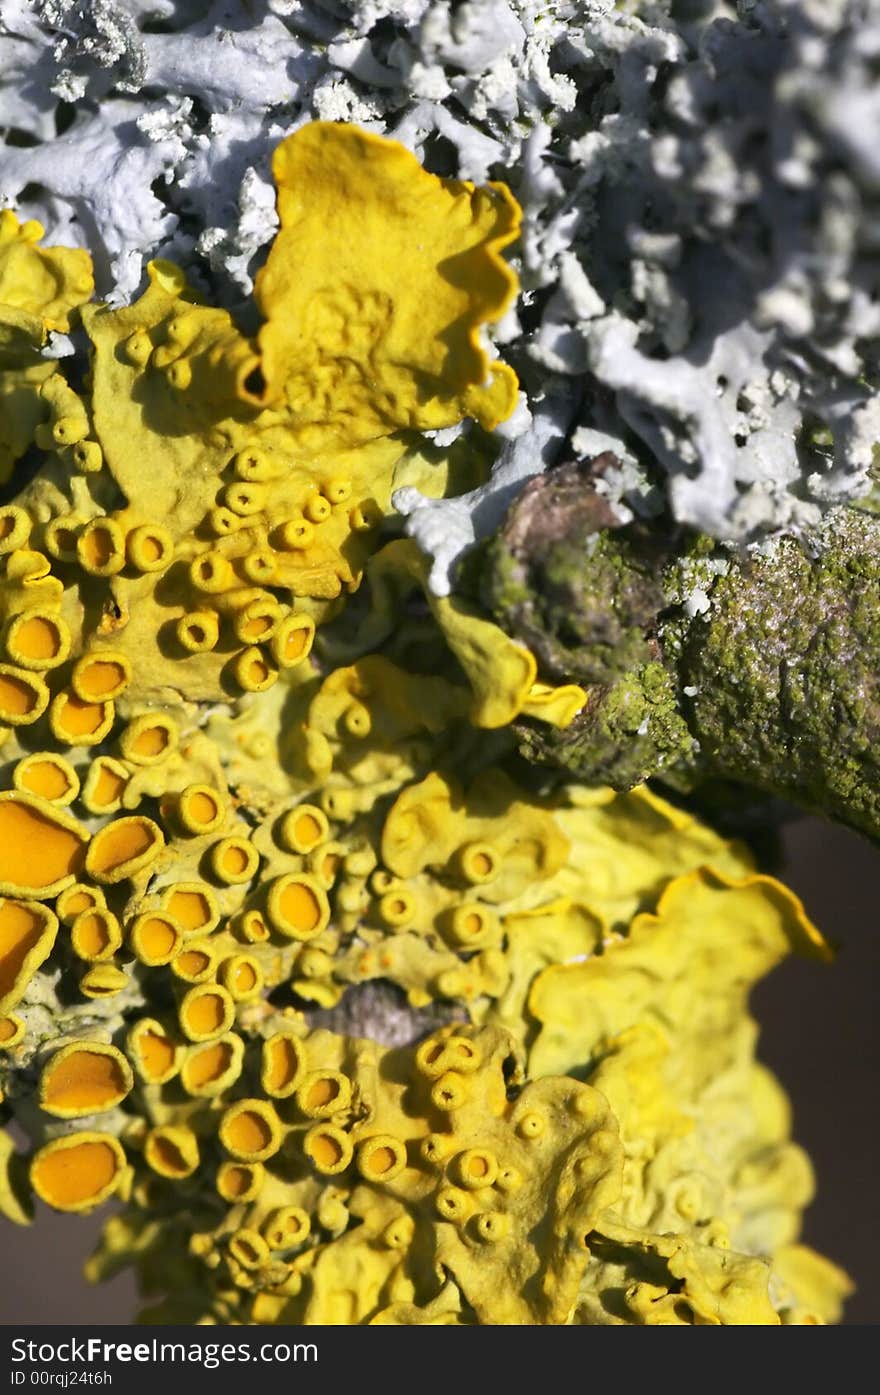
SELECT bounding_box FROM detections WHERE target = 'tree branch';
[480,456,880,842]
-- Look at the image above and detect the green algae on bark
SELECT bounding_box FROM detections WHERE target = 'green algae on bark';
[481,462,880,842]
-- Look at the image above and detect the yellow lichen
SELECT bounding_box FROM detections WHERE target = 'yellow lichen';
[85,816,164,883]
[30,1132,126,1213]
[0,122,848,1331]
[0,211,95,484]
[0,795,86,897]
[249,122,520,439]
[39,1042,133,1118]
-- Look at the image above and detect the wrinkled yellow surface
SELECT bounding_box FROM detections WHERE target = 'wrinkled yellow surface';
[0,124,850,1327]
[251,123,521,441]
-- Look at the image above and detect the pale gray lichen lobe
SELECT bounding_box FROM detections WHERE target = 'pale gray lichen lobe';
[3,2,880,569]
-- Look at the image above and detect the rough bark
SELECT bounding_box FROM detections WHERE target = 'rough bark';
[480,456,880,843]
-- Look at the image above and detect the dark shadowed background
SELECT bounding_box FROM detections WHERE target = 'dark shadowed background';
[1,814,877,1326]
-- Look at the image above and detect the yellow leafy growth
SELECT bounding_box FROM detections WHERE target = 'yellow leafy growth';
[248,122,522,440]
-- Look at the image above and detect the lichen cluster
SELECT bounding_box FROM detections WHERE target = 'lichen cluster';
[0,121,850,1325]
[4,1,880,582]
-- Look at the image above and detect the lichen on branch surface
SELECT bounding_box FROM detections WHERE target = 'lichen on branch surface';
[481,457,880,843]
[0,121,850,1324]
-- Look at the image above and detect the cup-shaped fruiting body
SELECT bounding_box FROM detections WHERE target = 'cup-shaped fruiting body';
[0,794,87,898]
[76,519,126,577]
[495,1164,524,1194]
[452,1148,499,1190]
[216,1161,264,1204]
[39,1042,133,1118]
[278,804,328,855]
[0,665,49,726]
[240,548,276,586]
[472,1211,510,1244]
[30,1132,126,1212]
[232,647,278,694]
[189,552,234,595]
[71,651,131,703]
[347,502,382,532]
[260,1032,306,1099]
[129,911,184,966]
[144,1126,200,1179]
[456,840,500,885]
[209,837,259,886]
[43,517,81,563]
[341,701,371,740]
[420,1133,452,1168]
[309,843,345,890]
[79,964,128,999]
[126,523,174,573]
[181,1033,244,1098]
[36,376,89,449]
[85,815,164,883]
[269,614,315,670]
[415,1034,482,1079]
[302,492,332,525]
[0,1014,24,1049]
[119,713,177,766]
[70,907,123,962]
[120,326,152,367]
[222,481,268,519]
[237,909,270,944]
[13,753,79,806]
[228,1228,270,1270]
[434,1185,473,1224]
[376,889,417,929]
[232,596,283,646]
[176,785,226,837]
[295,1070,351,1119]
[515,1111,545,1141]
[262,1206,311,1251]
[443,903,501,950]
[80,757,129,815]
[49,692,115,746]
[56,883,106,926]
[126,1018,181,1085]
[218,955,263,1002]
[208,506,243,537]
[369,870,395,896]
[5,610,70,671]
[321,477,353,507]
[176,611,219,653]
[232,447,284,484]
[164,360,194,393]
[0,507,31,554]
[162,883,220,937]
[356,1135,407,1184]
[171,941,219,984]
[219,1099,283,1162]
[266,874,329,941]
[178,983,235,1042]
[430,1072,471,1112]
[302,1123,353,1176]
[275,517,314,551]
[381,1214,415,1251]
[69,440,103,474]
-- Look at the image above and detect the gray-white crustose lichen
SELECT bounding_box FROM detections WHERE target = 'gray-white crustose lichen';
[4,1,880,589]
